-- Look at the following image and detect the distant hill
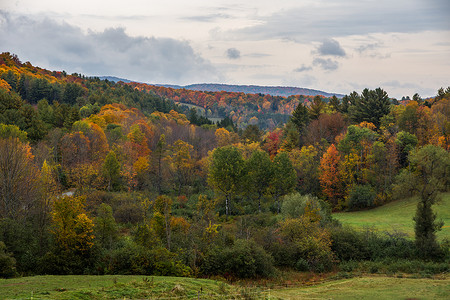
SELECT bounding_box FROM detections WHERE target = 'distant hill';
[98,77,343,98]
[181,83,344,98]
[97,76,134,83]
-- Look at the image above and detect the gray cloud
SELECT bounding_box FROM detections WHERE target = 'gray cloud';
[357,43,380,53]
[245,53,271,58]
[356,42,391,59]
[218,0,450,42]
[294,64,312,72]
[226,48,241,59]
[317,39,346,57]
[313,58,339,71]
[0,11,221,84]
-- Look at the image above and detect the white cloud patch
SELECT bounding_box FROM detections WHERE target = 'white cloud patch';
[0,11,221,84]
[317,39,346,57]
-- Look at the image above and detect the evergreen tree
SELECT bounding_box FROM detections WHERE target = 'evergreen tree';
[291,102,310,146]
[348,88,391,129]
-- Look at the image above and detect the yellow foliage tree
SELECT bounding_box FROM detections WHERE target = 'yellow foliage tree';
[51,195,95,252]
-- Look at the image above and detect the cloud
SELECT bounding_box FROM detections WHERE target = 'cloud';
[356,42,391,59]
[293,64,312,72]
[226,48,241,59]
[313,58,339,71]
[245,53,271,58]
[0,11,221,84]
[218,0,449,42]
[182,13,232,22]
[316,39,346,57]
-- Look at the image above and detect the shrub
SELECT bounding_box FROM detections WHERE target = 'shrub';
[105,241,191,276]
[272,216,335,272]
[0,242,17,278]
[330,226,370,261]
[330,226,417,262]
[347,184,376,210]
[202,239,275,278]
[281,193,331,223]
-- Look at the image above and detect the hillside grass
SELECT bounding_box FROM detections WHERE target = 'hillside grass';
[1,275,448,299]
[269,276,450,300]
[333,193,450,240]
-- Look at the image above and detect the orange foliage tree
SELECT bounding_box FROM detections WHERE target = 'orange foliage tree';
[319,144,344,209]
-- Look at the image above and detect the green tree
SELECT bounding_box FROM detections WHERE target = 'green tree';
[348,88,391,128]
[208,146,245,215]
[395,131,418,168]
[309,95,325,120]
[0,241,17,278]
[270,152,297,212]
[102,150,121,191]
[291,102,310,146]
[153,134,167,194]
[329,95,341,112]
[95,203,118,249]
[245,150,273,212]
[394,145,450,258]
[241,124,262,144]
[153,195,173,250]
[281,120,300,152]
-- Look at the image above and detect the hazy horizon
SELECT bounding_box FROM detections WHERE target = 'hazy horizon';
[1,0,449,98]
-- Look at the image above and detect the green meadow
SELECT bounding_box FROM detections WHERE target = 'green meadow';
[1,274,449,299]
[334,193,450,240]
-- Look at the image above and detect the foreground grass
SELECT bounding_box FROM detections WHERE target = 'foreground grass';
[1,275,449,299]
[0,275,242,299]
[334,193,450,240]
[269,275,450,300]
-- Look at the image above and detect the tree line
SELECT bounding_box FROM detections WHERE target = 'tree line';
[0,52,449,279]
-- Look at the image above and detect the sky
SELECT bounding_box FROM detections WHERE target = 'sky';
[1,0,449,98]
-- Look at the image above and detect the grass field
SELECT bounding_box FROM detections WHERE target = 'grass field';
[0,275,448,299]
[269,276,450,300]
[0,275,241,299]
[333,193,450,240]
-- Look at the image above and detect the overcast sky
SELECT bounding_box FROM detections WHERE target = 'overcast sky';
[1,0,449,98]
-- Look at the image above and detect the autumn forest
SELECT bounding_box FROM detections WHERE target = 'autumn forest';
[0,52,449,281]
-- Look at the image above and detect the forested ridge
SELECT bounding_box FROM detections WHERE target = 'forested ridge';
[0,52,449,280]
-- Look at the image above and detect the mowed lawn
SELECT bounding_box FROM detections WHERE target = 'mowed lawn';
[334,193,450,240]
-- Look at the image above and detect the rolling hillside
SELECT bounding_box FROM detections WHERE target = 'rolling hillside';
[334,193,450,240]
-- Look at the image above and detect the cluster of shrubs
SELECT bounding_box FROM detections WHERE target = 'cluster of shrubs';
[1,192,449,279]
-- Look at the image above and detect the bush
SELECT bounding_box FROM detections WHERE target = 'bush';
[281,193,331,223]
[347,184,376,210]
[330,226,370,261]
[105,241,191,276]
[271,216,335,272]
[0,242,17,278]
[358,259,450,275]
[330,226,417,262]
[202,239,275,278]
